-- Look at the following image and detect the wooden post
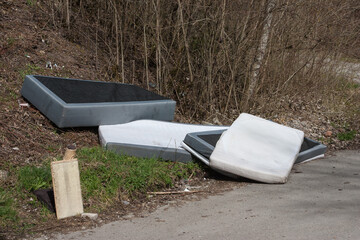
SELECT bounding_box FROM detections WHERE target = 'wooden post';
[51,144,83,219]
[63,144,76,160]
[51,159,84,219]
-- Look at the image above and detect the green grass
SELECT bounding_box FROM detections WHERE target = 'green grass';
[0,188,18,225]
[26,0,37,6]
[18,165,52,192]
[15,147,200,201]
[337,130,357,141]
[46,145,59,152]
[78,147,201,208]
[1,147,202,229]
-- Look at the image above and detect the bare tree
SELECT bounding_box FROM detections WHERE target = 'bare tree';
[245,0,276,108]
[65,0,70,29]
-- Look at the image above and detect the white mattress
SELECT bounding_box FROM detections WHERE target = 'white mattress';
[99,120,228,162]
[209,113,304,183]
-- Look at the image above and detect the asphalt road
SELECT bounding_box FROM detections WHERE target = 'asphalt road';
[46,150,360,240]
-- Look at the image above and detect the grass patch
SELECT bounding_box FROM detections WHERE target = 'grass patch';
[0,188,18,225]
[1,147,202,230]
[18,166,52,192]
[26,0,37,6]
[337,130,357,141]
[342,81,359,90]
[14,147,201,210]
[78,147,201,208]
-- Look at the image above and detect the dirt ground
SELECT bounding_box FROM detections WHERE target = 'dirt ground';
[0,1,359,239]
[25,175,247,240]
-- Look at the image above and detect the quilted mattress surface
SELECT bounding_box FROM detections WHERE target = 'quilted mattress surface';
[209,113,304,183]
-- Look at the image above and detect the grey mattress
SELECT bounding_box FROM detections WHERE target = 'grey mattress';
[21,75,176,128]
[99,120,228,163]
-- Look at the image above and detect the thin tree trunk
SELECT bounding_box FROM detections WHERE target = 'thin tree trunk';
[246,0,276,106]
[177,0,194,83]
[65,0,70,30]
[143,24,150,90]
[51,0,56,27]
[95,8,99,72]
[153,0,162,93]
[114,9,119,67]
[119,13,125,83]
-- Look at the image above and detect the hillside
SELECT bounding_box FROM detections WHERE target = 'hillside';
[1,0,101,168]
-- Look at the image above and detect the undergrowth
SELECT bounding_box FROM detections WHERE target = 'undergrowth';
[337,130,357,141]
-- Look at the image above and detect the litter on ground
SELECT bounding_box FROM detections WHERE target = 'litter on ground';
[21,75,175,128]
[99,120,228,163]
[21,75,327,185]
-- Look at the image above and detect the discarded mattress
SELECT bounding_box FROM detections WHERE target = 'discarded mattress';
[182,130,326,165]
[207,113,305,183]
[99,120,228,163]
[21,75,176,128]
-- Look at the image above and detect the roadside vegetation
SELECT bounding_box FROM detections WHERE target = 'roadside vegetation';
[0,147,202,237]
[0,0,359,239]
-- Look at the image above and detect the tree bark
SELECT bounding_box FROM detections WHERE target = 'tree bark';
[246,0,276,107]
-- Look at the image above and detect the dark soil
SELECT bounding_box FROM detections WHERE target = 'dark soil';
[0,0,100,170]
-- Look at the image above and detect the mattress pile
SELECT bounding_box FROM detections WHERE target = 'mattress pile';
[99,114,327,183]
[21,75,326,183]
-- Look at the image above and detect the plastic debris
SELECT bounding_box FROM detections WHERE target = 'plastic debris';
[46,61,52,69]
[19,103,29,107]
[32,188,55,212]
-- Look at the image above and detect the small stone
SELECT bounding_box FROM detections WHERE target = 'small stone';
[324,131,332,137]
[122,200,130,205]
[12,147,19,151]
[0,170,8,181]
[81,213,98,220]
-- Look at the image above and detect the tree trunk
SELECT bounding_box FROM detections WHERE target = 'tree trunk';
[245,0,276,108]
